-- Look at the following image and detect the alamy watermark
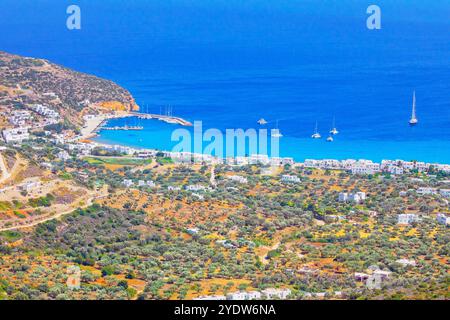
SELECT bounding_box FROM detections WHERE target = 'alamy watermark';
[170,121,280,163]
[367,5,382,30]
[66,5,81,30]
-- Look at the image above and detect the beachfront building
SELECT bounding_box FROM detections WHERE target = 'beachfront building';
[437,213,450,226]
[281,175,301,184]
[103,144,135,156]
[2,127,30,144]
[67,142,97,155]
[398,214,419,225]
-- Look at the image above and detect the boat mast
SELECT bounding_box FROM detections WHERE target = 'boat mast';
[411,91,416,120]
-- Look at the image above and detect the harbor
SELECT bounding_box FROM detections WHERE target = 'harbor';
[132,112,193,127]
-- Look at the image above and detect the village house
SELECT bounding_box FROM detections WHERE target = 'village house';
[226,291,261,300]
[186,228,199,235]
[185,185,207,192]
[19,181,41,193]
[2,127,30,144]
[261,288,291,300]
[439,189,450,198]
[354,272,370,281]
[398,214,419,225]
[436,213,450,226]
[193,295,226,300]
[122,179,134,188]
[395,259,416,267]
[138,180,155,188]
[281,175,301,184]
[9,110,32,126]
[249,154,270,165]
[57,150,71,161]
[228,175,248,184]
[338,192,366,204]
[416,187,438,195]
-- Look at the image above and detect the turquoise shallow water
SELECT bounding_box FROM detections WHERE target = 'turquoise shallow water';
[0,1,449,163]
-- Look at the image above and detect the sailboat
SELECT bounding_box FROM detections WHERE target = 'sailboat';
[257,118,268,125]
[271,120,283,138]
[311,122,321,139]
[409,91,418,125]
[330,117,339,135]
[326,134,334,142]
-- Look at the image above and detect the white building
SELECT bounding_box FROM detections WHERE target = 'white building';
[185,185,207,192]
[398,214,419,225]
[57,150,71,161]
[138,180,155,188]
[2,127,30,144]
[395,259,416,267]
[19,181,40,193]
[186,228,199,235]
[261,288,291,300]
[339,192,366,203]
[439,189,450,198]
[228,175,248,184]
[437,213,450,226]
[31,104,60,119]
[167,186,181,191]
[281,175,301,184]
[416,187,438,195]
[194,295,226,300]
[10,110,32,126]
[249,154,270,165]
[227,291,262,300]
[122,179,134,188]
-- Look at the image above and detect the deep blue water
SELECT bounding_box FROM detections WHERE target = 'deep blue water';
[1,1,449,163]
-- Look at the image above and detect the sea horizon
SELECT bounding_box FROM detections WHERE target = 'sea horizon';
[1,0,449,164]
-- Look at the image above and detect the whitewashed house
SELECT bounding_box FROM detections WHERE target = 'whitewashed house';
[398,214,419,225]
[281,175,301,184]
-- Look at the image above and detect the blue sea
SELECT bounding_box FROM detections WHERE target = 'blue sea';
[1,0,449,163]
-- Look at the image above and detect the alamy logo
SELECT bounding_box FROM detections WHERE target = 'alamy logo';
[171,121,280,162]
[66,5,81,30]
[366,5,382,30]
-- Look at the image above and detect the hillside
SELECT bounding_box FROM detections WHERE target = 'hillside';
[0,51,138,126]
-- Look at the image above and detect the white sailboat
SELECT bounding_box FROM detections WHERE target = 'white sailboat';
[409,91,418,125]
[311,121,321,139]
[330,117,339,135]
[257,118,268,125]
[326,136,334,142]
[271,120,283,138]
